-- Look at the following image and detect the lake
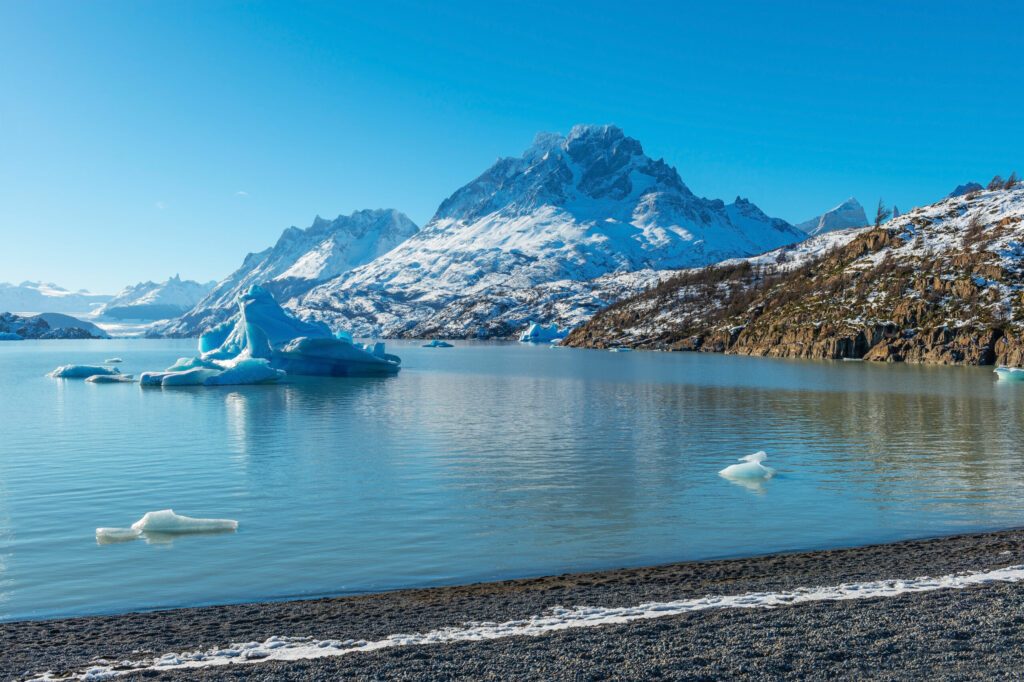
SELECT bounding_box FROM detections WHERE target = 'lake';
[1,340,1022,621]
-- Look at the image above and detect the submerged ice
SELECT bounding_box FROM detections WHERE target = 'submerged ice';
[719,451,775,480]
[96,509,238,543]
[142,285,400,387]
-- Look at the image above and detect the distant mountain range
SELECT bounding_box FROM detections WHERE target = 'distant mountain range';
[159,209,418,337]
[0,281,111,314]
[564,182,1024,366]
[95,275,216,320]
[12,125,960,341]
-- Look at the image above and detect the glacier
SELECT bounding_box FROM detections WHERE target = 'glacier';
[142,285,400,386]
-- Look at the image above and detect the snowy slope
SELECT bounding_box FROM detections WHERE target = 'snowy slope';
[0,281,111,314]
[161,209,418,336]
[94,275,216,320]
[796,197,868,236]
[298,125,807,337]
[566,182,1024,364]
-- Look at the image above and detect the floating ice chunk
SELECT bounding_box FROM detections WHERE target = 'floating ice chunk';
[995,366,1024,382]
[165,356,221,372]
[719,451,776,480]
[200,285,331,361]
[160,367,223,386]
[275,337,400,376]
[96,510,237,543]
[85,374,134,384]
[95,527,142,543]
[50,364,121,379]
[0,332,24,341]
[203,358,284,385]
[140,371,174,386]
[609,347,633,353]
[518,321,567,343]
[422,340,453,348]
[131,509,238,533]
[104,357,123,363]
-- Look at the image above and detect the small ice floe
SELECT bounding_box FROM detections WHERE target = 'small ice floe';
[422,340,454,348]
[49,364,121,379]
[995,366,1024,382]
[719,451,775,480]
[104,357,123,364]
[85,374,134,384]
[96,509,238,544]
[609,347,633,353]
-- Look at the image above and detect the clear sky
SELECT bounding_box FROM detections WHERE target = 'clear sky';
[1,0,1021,293]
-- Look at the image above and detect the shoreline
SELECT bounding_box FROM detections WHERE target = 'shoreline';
[7,527,1024,679]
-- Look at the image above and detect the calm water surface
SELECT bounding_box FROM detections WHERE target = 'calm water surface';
[1,340,1023,621]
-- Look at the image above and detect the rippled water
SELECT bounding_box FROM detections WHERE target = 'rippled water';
[1,340,1022,621]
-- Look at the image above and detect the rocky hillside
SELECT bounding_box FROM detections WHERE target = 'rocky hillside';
[565,183,1024,366]
[298,124,807,338]
[0,312,106,339]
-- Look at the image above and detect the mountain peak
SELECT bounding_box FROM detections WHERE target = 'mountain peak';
[797,197,868,236]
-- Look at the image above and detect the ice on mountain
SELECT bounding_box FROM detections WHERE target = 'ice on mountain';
[719,451,776,480]
[49,365,121,379]
[0,332,22,341]
[96,509,237,543]
[518,321,566,343]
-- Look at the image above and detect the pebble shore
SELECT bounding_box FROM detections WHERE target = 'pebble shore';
[5,528,1024,680]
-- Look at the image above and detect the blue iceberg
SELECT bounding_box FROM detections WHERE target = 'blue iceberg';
[422,339,454,348]
[995,366,1024,382]
[50,365,122,379]
[143,285,400,387]
[518,321,567,343]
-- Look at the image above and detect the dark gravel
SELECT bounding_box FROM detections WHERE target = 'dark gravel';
[5,528,1024,681]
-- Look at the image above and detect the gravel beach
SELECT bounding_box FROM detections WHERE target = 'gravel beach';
[5,528,1024,681]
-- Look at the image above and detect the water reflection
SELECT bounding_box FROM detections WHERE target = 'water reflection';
[2,340,1024,620]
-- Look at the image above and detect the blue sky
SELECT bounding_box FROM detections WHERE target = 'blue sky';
[1,0,1021,292]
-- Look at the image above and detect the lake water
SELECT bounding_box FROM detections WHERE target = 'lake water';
[1,340,1023,621]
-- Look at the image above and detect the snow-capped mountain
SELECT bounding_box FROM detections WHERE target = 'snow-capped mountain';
[297,124,807,338]
[161,209,418,336]
[796,197,868,236]
[94,275,216,320]
[0,281,111,314]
